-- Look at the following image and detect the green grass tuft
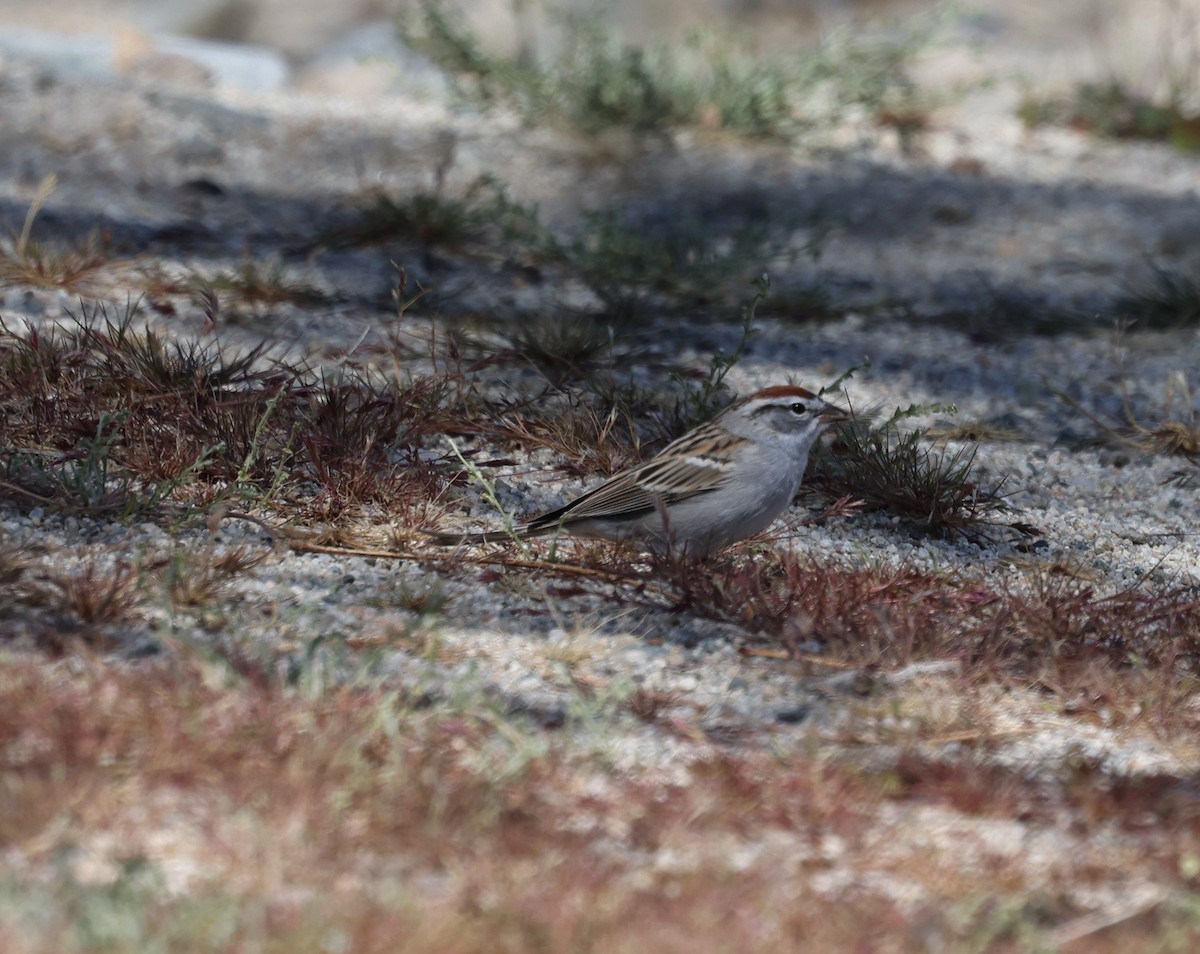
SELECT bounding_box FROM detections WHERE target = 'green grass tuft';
[398,1,937,141]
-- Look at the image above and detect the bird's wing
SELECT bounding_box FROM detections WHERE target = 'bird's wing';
[525,450,731,531]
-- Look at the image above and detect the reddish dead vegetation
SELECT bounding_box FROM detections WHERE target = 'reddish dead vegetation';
[0,544,142,654]
[893,748,1200,830]
[487,391,645,479]
[1,657,1198,952]
[0,305,466,519]
[0,658,888,952]
[663,550,1200,719]
[891,750,1200,885]
[0,225,111,293]
[0,299,1033,544]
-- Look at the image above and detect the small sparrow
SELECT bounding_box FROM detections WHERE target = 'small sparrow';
[431,384,848,558]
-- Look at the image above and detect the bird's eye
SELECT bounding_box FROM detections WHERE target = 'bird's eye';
[790,402,807,415]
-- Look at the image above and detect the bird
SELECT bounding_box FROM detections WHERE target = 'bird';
[429,384,848,558]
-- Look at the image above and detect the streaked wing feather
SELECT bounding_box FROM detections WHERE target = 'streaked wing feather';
[554,475,659,521]
[637,453,729,497]
[526,454,730,530]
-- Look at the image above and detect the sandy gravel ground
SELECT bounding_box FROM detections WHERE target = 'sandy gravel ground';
[2,0,1200,949]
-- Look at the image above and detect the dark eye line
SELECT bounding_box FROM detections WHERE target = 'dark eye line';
[750,399,812,418]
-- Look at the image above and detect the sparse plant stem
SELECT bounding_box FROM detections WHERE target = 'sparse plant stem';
[820,357,872,397]
[445,436,529,550]
[235,385,291,492]
[667,273,767,431]
[16,174,57,259]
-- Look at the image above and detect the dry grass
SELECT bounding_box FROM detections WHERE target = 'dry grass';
[0,230,110,292]
[1062,366,1198,459]
[0,655,1198,953]
[0,175,112,293]
[488,390,644,478]
[638,548,1200,730]
[810,412,1017,539]
[202,257,327,308]
[0,301,471,523]
[41,558,137,626]
[149,542,270,610]
[0,546,145,654]
[324,175,541,257]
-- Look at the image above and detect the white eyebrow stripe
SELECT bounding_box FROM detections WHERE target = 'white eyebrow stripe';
[746,398,803,415]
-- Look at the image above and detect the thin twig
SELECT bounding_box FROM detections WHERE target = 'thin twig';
[1044,890,1166,948]
[220,511,651,587]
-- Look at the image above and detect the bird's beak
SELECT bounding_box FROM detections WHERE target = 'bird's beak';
[819,403,850,425]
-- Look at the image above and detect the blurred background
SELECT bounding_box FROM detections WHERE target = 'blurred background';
[0,0,1185,100]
